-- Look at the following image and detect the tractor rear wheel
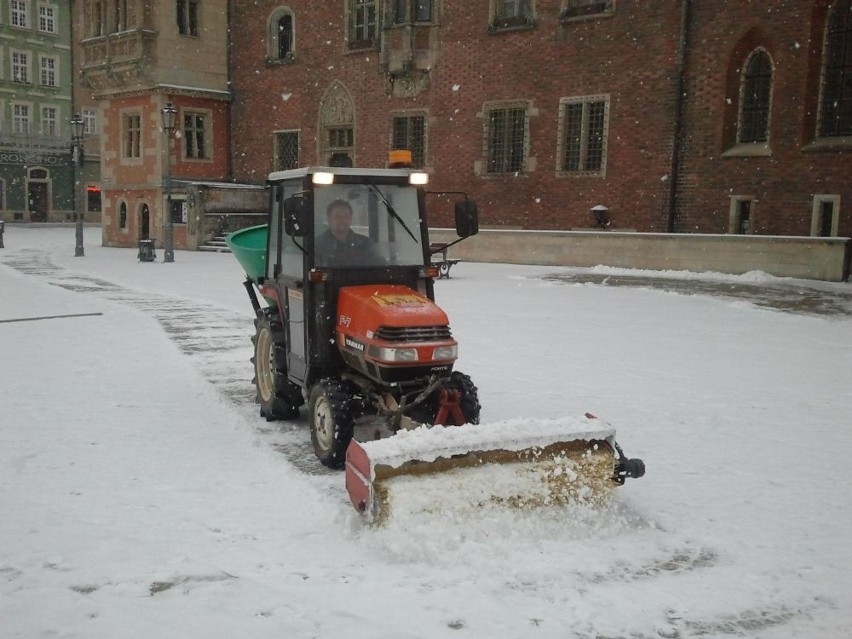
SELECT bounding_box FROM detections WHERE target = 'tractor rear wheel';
[308,378,355,468]
[252,308,303,420]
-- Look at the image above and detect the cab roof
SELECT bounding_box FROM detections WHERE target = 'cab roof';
[267,166,415,183]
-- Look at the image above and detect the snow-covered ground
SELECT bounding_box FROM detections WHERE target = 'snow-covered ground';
[2,225,851,639]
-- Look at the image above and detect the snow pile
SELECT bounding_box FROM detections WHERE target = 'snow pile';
[359,415,615,468]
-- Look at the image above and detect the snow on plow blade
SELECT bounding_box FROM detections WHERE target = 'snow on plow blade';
[345,414,641,524]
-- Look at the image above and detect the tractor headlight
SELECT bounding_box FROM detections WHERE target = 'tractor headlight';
[376,347,418,362]
[432,344,458,360]
[409,172,429,186]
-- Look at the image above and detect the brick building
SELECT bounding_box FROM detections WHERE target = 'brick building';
[77,0,230,250]
[676,0,851,237]
[229,0,850,237]
[230,1,682,231]
[65,1,850,251]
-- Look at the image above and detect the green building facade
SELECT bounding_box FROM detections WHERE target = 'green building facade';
[0,0,79,223]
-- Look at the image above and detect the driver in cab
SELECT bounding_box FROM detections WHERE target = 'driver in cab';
[315,199,379,266]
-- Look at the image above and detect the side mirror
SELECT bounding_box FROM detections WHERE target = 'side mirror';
[454,199,479,238]
[283,196,309,237]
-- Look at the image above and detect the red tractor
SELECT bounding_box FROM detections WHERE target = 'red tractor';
[229,155,643,522]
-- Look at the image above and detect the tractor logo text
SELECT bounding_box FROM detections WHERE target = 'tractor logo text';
[373,293,425,307]
[345,337,365,352]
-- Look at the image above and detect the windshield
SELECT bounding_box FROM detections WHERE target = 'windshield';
[313,183,424,268]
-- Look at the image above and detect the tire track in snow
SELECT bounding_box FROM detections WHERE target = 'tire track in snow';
[0,248,329,478]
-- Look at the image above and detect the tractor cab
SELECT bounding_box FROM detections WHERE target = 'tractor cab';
[228,158,643,509]
[259,163,478,396]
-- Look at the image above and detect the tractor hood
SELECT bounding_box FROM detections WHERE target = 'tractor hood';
[336,285,457,384]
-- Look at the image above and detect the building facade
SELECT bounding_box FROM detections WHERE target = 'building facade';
[76,0,230,249]
[0,0,79,223]
[676,0,851,237]
[228,0,850,237]
[34,1,848,249]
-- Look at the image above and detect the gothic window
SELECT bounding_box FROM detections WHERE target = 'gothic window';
[819,0,852,137]
[739,50,772,143]
[392,114,426,168]
[183,110,210,160]
[489,0,534,32]
[348,0,377,49]
[267,8,295,62]
[277,14,293,58]
[320,82,355,164]
[113,0,126,31]
[177,0,199,36]
[393,0,433,24]
[561,0,613,21]
[274,130,300,170]
[122,112,141,159]
[558,95,608,175]
[89,1,104,36]
[485,103,528,175]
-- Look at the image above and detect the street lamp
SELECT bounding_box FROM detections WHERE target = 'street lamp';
[71,114,85,257]
[161,101,178,263]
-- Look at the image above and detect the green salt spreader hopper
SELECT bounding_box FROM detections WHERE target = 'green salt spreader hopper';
[226,224,269,285]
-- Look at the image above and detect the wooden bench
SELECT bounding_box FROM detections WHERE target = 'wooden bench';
[429,243,461,279]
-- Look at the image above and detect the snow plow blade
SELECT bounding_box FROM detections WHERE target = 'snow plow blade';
[345,414,644,524]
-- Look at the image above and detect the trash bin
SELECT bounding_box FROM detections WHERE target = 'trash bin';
[138,238,156,262]
[0,220,5,249]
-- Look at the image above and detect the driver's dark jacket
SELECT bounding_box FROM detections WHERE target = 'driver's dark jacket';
[314,229,375,266]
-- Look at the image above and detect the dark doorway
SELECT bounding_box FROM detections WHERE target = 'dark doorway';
[28,182,48,223]
[140,204,150,239]
[818,201,835,237]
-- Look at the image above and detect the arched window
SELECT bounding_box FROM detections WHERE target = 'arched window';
[278,14,293,58]
[267,7,295,62]
[739,50,773,143]
[819,0,852,137]
[119,201,127,229]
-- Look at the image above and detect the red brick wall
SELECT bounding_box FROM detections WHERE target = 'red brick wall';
[230,1,681,231]
[229,1,850,236]
[676,0,851,236]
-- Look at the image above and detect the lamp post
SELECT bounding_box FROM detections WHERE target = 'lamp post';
[71,114,85,257]
[161,101,178,263]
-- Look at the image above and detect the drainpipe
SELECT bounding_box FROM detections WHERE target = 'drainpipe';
[226,0,234,182]
[667,0,690,233]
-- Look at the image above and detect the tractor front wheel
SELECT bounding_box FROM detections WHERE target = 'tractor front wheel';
[308,378,355,468]
[408,371,481,426]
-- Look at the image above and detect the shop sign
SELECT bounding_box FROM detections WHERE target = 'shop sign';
[0,151,70,166]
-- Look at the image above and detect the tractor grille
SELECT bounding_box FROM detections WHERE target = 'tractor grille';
[375,325,452,342]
